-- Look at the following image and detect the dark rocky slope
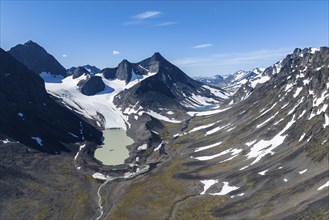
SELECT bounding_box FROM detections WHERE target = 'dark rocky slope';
[0,48,102,153]
[8,40,67,77]
[78,75,105,96]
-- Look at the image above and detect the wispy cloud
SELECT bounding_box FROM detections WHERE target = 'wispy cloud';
[152,21,178,27]
[193,44,213,49]
[124,11,177,27]
[62,54,67,58]
[215,48,291,65]
[174,48,292,67]
[112,50,120,55]
[133,11,161,20]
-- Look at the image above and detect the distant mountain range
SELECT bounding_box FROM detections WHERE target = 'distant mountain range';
[194,68,266,95]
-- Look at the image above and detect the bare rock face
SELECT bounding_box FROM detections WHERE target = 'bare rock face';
[78,75,105,96]
[8,40,67,77]
[72,66,90,79]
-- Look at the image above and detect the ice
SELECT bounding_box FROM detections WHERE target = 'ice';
[299,133,306,142]
[259,103,277,118]
[258,169,268,175]
[154,141,164,151]
[256,112,278,128]
[285,83,294,92]
[205,124,229,136]
[195,141,222,152]
[274,118,284,125]
[202,85,228,99]
[239,166,249,171]
[210,182,239,196]
[74,144,86,169]
[250,75,270,88]
[92,172,107,180]
[167,111,174,115]
[31,137,43,146]
[68,132,79,138]
[310,48,319,54]
[299,169,307,174]
[137,144,147,151]
[187,106,231,116]
[43,70,158,130]
[317,181,329,190]
[193,148,242,161]
[17,112,24,118]
[145,110,181,123]
[298,110,306,119]
[284,178,288,182]
[247,115,296,165]
[293,87,303,98]
[189,123,215,133]
[245,140,257,147]
[288,97,304,115]
[200,179,218,195]
[1,139,11,144]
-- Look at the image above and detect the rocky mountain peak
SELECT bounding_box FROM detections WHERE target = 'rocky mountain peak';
[72,66,90,79]
[9,41,67,77]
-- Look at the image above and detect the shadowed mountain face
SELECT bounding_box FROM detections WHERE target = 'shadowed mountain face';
[8,41,67,77]
[0,48,102,153]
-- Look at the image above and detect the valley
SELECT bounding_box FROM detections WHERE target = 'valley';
[0,42,328,220]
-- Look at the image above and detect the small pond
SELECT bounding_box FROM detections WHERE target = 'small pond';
[94,129,133,166]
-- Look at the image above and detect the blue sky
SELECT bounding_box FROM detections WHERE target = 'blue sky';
[1,1,328,76]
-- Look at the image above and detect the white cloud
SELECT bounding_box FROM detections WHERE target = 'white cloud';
[133,11,161,20]
[193,44,213,49]
[112,50,120,56]
[62,54,67,58]
[152,22,178,27]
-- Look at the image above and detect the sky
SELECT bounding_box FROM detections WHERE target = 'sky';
[1,1,328,77]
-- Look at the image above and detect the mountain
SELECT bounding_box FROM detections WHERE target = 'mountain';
[0,49,105,220]
[101,47,329,219]
[101,59,148,83]
[0,48,101,153]
[193,74,224,85]
[8,40,67,77]
[113,53,229,113]
[42,52,229,130]
[3,41,328,219]
[67,65,101,76]
[194,68,266,96]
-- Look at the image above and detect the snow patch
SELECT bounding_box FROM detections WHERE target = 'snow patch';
[200,179,218,195]
[189,123,215,133]
[195,141,222,152]
[299,169,307,174]
[137,144,147,151]
[258,169,268,176]
[31,137,43,146]
[317,181,329,190]
[210,182,239,196]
